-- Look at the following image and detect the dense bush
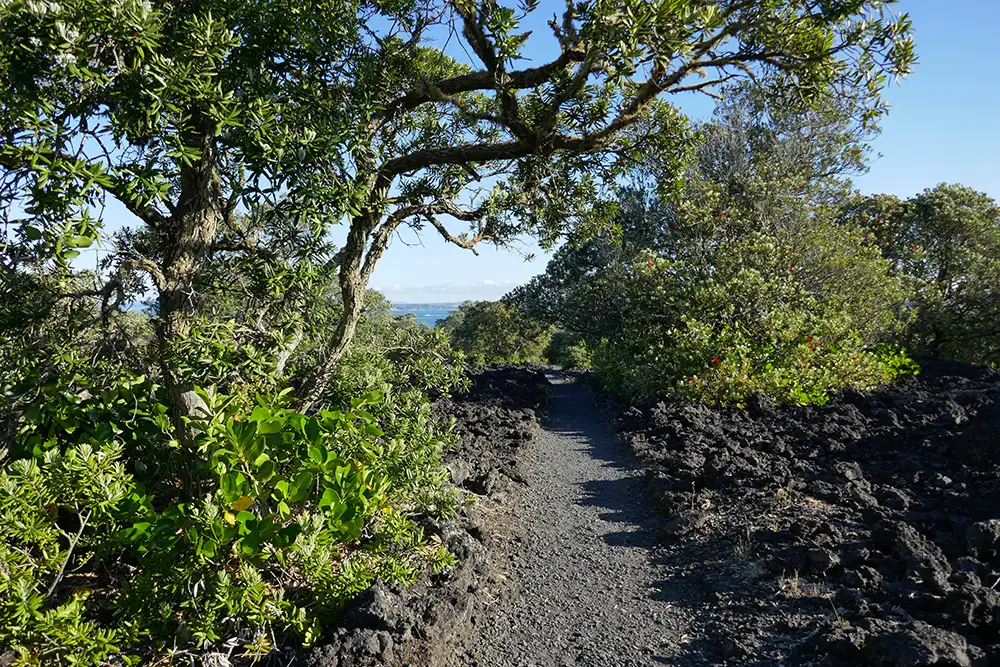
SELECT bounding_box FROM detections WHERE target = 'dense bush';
[587,175,914,406]
[590,232,914,405]
[510,85,921,405]
[842,184,1000,365]
[440,300,554,366]
[0,292,466,664]
[545,331,593,370]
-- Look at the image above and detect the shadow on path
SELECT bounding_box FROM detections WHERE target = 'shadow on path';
[463,369,694,667]
[543,371,662,548]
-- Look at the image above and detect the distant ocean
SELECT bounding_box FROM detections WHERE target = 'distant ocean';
[391,303,460,327]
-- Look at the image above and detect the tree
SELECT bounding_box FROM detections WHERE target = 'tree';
[843,184,1000,363]
[510,80,914,403]
[512,74,885,330]
[1,0,916,420]
[439,299,553,364]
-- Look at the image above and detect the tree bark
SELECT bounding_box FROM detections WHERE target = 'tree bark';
[296,216,369,412]
[296,208,398,412]
[157,115,222,438]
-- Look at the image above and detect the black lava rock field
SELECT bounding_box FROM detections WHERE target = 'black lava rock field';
[608,360,1000,666]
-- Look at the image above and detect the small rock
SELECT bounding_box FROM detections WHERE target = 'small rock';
[342,583,401,632]
[661,510,710,537]
[719,637,745,660]
[446,458,472,486]
[874,522,952,594]
[807,547,841,572]
[966,520,1000,559]
[933,473,954,488]
[864,622,974,667]
[880,485,912,510]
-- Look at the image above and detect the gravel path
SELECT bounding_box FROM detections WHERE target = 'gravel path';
[464,371,692,666]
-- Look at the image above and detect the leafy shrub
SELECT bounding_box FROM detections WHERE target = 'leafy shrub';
[1,379,458,663]
[591,235,915,406]
[0,444,138,665]
[0,292,468,663]
[541,175,917,406]
[118,388,456,652]
[546,331,593,370]
[842,185,1000,365]
[440,300,554,366]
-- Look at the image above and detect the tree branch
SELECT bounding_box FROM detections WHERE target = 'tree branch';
[422,213,489,254]
[381,48,586,120]
[0,147,169,228]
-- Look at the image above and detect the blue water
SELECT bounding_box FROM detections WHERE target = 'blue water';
[391,303,459,327]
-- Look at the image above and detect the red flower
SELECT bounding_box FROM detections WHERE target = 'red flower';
[689,376,696,382]
[805,336,813,343]
[712,356,721,365]
[647,261,654,268]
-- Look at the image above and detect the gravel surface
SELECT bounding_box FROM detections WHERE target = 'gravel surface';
[463,371,692,666]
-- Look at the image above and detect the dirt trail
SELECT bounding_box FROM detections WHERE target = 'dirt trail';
[462,371,692,666]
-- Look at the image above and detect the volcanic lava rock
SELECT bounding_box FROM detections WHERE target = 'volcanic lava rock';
[602,359,1000,665]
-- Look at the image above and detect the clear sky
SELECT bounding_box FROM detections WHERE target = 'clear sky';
[78,1,1000,303]
[373,0,1000,303]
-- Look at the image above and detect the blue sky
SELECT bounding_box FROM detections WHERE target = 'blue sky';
[374,0,1000,303]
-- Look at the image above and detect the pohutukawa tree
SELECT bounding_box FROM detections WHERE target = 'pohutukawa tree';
[0,0,915,419]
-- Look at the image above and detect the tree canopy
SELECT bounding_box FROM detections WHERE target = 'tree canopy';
[2,0,917,412]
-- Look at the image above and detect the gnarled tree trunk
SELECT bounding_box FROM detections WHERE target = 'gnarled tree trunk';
[157,116,222,437]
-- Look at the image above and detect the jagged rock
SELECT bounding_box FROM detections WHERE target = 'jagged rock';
[864,622,976,667]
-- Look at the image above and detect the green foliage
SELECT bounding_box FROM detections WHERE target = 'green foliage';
[440,300,554,366]
[591,232,913,406]
[0,290,466,663]
[113,388,456,652]
[843,185,1000,365]
[1,374,459,663]
[0,444,138,665]
[546,331,593,370]
[511,84,919,405]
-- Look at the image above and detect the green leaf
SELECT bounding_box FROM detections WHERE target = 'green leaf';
[236,510,256,525]
[307,442,328,464]
[198,539,218,559]
[318,487,339,509]
[239,533,261,556]
[288,471,312,503]
[276,523,302,547]
[257,418,285,434]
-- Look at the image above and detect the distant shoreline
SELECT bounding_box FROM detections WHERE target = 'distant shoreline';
[390,302,459,327]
